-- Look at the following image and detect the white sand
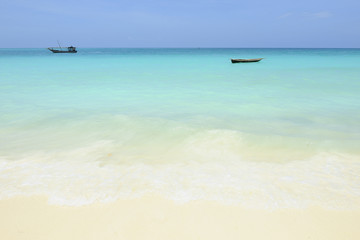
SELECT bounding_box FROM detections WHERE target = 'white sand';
[1,195,359,240]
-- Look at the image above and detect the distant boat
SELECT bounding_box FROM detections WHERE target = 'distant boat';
[48,41,77,53]
[48,46,77,53]
[231,58,263,63]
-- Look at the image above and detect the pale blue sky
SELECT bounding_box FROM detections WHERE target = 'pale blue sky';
[1,0,359,47]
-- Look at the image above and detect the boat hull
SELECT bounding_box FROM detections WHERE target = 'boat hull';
[48,48,77,53]
[48,49,77,53]
[231,58,263,63]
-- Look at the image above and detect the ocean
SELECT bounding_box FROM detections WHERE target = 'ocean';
[0,48,359,208]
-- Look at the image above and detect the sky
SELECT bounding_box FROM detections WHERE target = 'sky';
[0,0,359,48]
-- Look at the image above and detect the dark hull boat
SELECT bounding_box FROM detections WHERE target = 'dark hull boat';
[48,46,77,53]
[231,58,263,63]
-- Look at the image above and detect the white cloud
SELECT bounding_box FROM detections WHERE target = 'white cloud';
[279,12,293,19]
[308,11,333,18]
[279,11,333,20]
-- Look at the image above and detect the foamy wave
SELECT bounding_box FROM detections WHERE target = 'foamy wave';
[0,140,359,209]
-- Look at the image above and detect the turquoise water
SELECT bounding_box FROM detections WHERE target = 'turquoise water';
[1,48,360,207]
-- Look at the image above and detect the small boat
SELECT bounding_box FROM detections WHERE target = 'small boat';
[48,46,77,53]
[231,58,263,63]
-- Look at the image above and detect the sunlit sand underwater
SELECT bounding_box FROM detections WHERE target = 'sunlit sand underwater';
[1,48,360,239]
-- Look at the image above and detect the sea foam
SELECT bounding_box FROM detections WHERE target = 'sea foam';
[1,137,359,209]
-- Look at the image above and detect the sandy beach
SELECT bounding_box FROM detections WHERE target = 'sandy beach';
[1,195,360,240]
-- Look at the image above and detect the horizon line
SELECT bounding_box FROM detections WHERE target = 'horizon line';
[1,47,360,49]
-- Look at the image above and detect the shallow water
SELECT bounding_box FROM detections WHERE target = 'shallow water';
[0,48,359,208]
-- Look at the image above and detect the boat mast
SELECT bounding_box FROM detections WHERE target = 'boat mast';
[57,40,62,50]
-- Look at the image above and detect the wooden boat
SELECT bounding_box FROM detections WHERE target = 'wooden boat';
[231,58,263,63]
[48,46,77,53]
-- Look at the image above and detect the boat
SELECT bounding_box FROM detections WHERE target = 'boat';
[231,58,263,63]
[48,46,77,53]
[48,41,77,53]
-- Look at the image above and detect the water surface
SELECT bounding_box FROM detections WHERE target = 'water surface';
[0,48,359,208]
